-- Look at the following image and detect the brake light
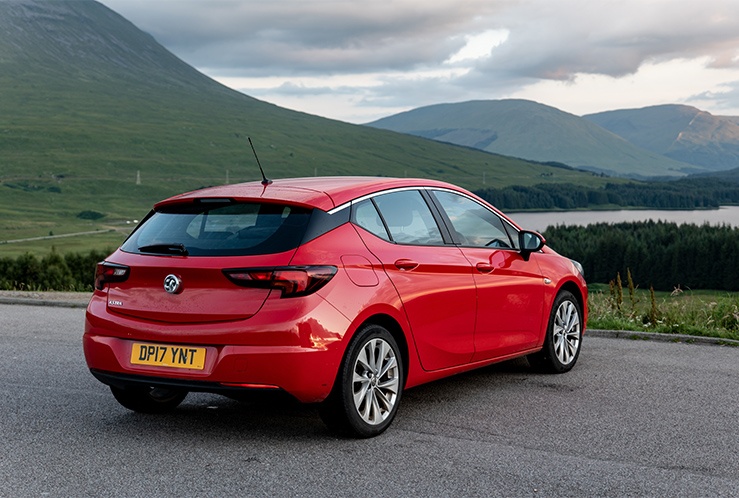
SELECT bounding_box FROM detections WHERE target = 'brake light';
[223,266,337,298]
[94,262,130,290]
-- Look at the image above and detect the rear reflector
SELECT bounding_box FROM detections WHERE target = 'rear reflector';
[219,382,280,390]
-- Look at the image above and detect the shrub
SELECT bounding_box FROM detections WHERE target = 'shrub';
[77,210,106,220]
[0,248,111,291]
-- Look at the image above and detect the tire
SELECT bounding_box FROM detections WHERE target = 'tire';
[110,385,188,414]
[528,290,583,374]
[319,324,404,438]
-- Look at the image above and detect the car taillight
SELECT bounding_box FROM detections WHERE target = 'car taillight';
[223,266,337,298]
[94,262,130,290]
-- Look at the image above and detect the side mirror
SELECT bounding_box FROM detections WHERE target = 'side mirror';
[518,230,545,261]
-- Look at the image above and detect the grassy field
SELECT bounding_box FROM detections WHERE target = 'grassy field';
[588,283,739,342]
[0,229,127,258]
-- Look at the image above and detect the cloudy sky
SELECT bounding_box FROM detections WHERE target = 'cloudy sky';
[99,0,739,124]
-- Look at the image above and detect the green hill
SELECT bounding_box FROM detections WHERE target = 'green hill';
[366,99,702,178]
[584,105,739,171]
[0,0,608,254]
[690,166,739,183]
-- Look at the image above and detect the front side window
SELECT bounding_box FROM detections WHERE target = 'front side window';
[121,201,312,256]
[432,190,514,248]
[372,190,444,245]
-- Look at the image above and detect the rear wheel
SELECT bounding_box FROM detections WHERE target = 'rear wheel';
[528,290,582,373]
[110,385,187,414]
[319,324,403,438]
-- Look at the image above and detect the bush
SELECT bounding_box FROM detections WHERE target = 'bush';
[77,210,106,220]
[0,248,111,291]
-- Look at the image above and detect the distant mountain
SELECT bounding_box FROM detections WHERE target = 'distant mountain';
[0,0,606,244]
[584,105,739,172]
[366,99,700,178]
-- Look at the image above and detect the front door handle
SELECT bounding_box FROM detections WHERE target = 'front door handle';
[475,262,495,274]
[394,259,419,271]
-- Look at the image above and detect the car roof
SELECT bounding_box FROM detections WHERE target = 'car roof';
[155,176,465,211]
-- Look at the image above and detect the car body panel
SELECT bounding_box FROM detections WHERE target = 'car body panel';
[103,250,294,323]
[354,228,477,371]
[84,288,351,402]
[458,247,546,361]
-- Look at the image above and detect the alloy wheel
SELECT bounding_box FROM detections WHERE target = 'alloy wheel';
[552,300,581,365]
[351,337,400,425]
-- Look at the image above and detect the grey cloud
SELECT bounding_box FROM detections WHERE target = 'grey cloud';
[687,83,739,114]
[259,82,357,97]
[100,0,504,75]
[246,73,499,115]
[101,0,739,83]
[98,0,739,118]
[471,1,739,82]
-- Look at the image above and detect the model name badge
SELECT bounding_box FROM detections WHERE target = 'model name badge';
[108,300,123,306]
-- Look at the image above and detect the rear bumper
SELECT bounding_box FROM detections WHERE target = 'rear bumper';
[84,335,342,403]
[83,293,350,403]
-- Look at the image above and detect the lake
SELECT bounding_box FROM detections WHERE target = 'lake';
[507,205,739,232]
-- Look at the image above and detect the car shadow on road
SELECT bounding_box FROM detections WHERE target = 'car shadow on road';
[88,356,544,441]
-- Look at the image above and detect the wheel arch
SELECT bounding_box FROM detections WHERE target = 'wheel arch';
[557,279,587,328]
[553,280,588,334]
[342,313,410,390]
[361,314,410,389]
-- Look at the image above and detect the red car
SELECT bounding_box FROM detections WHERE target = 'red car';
[84,177,587,437]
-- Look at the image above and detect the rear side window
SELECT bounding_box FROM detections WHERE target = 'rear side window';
[372,190,444,245]
[353,199,391,241]
[121,201,312,256]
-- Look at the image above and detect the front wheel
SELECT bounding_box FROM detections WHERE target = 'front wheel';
[528,290,583,373]
[319,324,404,438]
[110,385,187,414]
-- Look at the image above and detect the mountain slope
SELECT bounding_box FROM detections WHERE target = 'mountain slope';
[0,0,607,244]
[690,166,739,183]
[584,105,739,171]
[366,99,703,178]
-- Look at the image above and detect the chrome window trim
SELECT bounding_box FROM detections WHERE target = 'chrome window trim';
[329,186,520,236]
[327,186,421,215]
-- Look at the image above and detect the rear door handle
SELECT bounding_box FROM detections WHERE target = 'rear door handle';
[475,262,495,274]
[394,259,419,271]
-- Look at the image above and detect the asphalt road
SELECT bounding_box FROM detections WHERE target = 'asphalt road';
[1,303,738,497]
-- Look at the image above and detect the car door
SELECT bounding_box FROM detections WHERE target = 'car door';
[429,189,546,361]
[352,189,476,371]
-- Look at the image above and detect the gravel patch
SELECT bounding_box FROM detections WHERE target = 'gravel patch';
[0,290,91,308]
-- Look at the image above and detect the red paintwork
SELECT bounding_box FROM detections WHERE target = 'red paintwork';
[84,177,587,403]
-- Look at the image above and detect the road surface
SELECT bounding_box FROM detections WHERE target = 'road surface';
[1,304,738,496]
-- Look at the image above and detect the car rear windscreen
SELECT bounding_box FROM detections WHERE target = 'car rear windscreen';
[121,201,313,256]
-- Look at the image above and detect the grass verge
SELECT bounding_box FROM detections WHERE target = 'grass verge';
[588,283,739,342]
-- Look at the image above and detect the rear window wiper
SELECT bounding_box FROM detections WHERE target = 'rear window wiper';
[138,243,189,256]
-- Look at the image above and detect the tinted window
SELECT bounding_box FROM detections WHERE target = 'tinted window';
[121,202,312,256]
[353,199,391,241]
[372,190,444,245]
[432,190,514,248]
[503,222,521,250]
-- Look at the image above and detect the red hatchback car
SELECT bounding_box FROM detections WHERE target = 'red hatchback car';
[84,177,587,437]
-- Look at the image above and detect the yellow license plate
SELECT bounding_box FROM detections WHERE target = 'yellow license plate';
[130,342,206,370]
